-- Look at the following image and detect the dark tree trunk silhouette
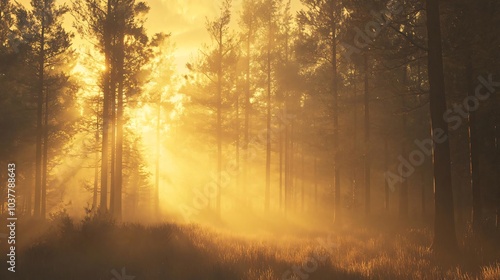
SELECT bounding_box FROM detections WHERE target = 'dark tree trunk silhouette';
[109,67,116,214]
[154,96,161,218]
[244,18,252,206]
[421,170,426,219]
[264,5,273,212]
[425,0,458,254]
[279,120,283,210]
[235,87,240,197]
[466,56,482,232]
[384,137,389,211]
[496,124,500,230]
[114,38,124,221]
[284,111,290,216]
[314,157,318,211]
[100,0,113,212]
[363,54,370,216]
[41,84,49,219]
[34,6,45,218]
[400,78,409,220]
[351,71,357,213]
[301,146,304,211]
[216,25,223,217]
[93,111,100,211]
[331,0,340,224]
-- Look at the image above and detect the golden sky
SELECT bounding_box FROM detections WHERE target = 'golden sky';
[145,0,225,73]
[19,0,301,72]
[145,0,302,73]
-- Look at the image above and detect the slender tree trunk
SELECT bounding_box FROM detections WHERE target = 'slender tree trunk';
[496,124,500,230]
[100,0,113,212]
[421,170,426,219]
[265,16,272,212]
[244,22,252,206]
[301,145,304,211]
[115,76,123,221]
[399,149,409,219]
[279,120,283,210]
[26,163,33,215]
[110,92,116,215]
[331,5,340,224]
[384,137,390,211]
[41,85,49,219]
[0,0,5,46]
[216,27,223,217]
[155,97,161,218]
[114,24,125,221]
[290,119,295,211]
[314,157,318,211]
[466,56,482,232]
[34,9,45,218]
[364,54,370,216]
[93,111,100,211]
[426,0,458,254]
[284,116,290,216]
[236,90,240,197]
[280,18,290,213]
[400,98,409,219]
[352,71,357,213]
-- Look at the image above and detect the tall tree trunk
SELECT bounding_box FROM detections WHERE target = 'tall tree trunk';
[34,8,45,218]
[314,157,318,211]
[280,17,290,213]
[364,54,370,216]
[421,169,426,219]
[244,21,252,206]
[384,137,390,211]
[115,68,123,222]
[466,56,482,232]
[41,85,49,219]
[109,83,116,215]
[301,145,304,211]
[279,120,283,210]
[26,164,33,215]
[425,0,458,254]
[496,124,500,230]
[400,97,409,219]
[155,97,161,218]
[216,27,223,217]
[331,1,340,224]
[265,15,272,212]
[235,90,240,197]
[284,115,290,216]
[290,119,295,211]
[351,71,357,213]
[100,0,113,212]
[93,111,100,211]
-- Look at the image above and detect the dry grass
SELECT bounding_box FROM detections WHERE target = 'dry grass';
[0,213,499,280]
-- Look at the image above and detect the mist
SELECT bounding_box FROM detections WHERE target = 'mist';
[1,0,499,279]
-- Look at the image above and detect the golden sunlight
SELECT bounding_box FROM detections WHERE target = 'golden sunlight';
[2,0,499,279]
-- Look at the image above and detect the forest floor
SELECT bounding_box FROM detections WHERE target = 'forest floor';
[0,212,500,280]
